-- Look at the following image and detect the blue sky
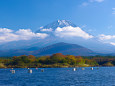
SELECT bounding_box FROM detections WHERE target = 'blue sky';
[0,0,114,32]
[0,0,115,45]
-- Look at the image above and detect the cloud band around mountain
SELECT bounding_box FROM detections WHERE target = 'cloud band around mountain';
[0,28,48,43]
[55,26,93,39]
[1,26,115,46]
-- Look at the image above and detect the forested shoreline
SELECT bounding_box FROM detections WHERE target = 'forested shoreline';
[0,53,115,68]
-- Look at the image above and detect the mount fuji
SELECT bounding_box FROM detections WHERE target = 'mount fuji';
[0,20,93,50]
[36,20,93,39]
[0,20,115,56]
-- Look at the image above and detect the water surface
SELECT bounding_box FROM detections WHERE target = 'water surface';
[0,67,115,86]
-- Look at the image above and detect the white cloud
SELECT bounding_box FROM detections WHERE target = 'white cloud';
[95,0,104,2]
[40,28,53,32]
[16,29,48,39]
[81,0,104,6]
[0,28,48,43]
[98,34,115,40]
[89,0,104,3]
[0,28,13,33]
[40,26,43,29]
[112,8,115,10]
[112,8,115,14]
[82,2,89,6]
[81,25,87,28]
[98,34,115,46]
[54,26,93,39]
[110,42,115,46]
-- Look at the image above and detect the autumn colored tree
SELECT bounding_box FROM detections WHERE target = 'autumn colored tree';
[50,53,66,63]
[66,55,76,65]
[27,55,36,62]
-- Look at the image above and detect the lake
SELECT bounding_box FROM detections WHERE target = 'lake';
[0,67,115,86]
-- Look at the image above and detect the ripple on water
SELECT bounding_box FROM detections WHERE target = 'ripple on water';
[0,67,115,86]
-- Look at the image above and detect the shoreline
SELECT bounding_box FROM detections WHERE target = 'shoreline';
[0,66,114,69]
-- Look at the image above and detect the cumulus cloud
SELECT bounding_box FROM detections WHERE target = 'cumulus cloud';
[40,28,53,32]
[98,34,115,46]
[98,34,115,40]
[54,26,93,39]
[0,28,13,33]
[0,28,48,43]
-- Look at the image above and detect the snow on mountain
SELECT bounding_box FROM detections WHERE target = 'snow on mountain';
[36,20,93,39]
[36,20,77,32]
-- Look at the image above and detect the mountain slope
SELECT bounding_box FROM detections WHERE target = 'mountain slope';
[33,42,96,56]
[0,42,96,56]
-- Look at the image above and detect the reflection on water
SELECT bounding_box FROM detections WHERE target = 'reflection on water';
[0,67,115,86]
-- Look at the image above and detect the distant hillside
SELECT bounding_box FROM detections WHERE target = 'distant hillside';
[0,42,97,57]
[33,42,96,56]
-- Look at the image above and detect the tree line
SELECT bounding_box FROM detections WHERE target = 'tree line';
[0,53,115,68]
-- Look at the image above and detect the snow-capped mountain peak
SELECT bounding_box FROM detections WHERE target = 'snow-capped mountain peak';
[36,20,77,33]
[57,20,70,26]
[36,20,93,40]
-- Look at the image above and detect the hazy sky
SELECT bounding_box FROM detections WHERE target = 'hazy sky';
[0,0,115,45]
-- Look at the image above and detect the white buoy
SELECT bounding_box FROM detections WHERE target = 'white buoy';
[73,68,76,71]
[27,68,29,69]
[82,68,85,70]
[11,70,15,74]
[91,67,93,70]
[28,69,32,73]
[41,69,44,72]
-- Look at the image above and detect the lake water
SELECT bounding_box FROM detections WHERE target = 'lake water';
[0,67,115,86]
